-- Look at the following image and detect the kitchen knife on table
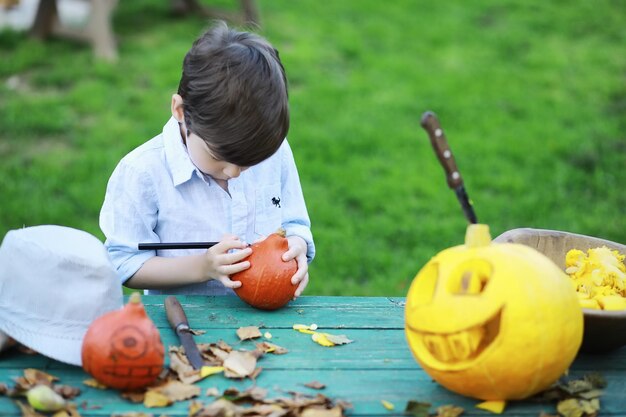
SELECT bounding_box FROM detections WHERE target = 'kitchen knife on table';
[420,111,478,224]
[164,295,205,370]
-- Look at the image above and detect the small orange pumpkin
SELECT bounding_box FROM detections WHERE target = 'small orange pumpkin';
[81,292,164,391]
[232,229,297,310]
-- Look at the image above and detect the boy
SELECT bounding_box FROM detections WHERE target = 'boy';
[100,22,315,296]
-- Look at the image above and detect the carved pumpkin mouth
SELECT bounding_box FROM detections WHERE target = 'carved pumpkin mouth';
[407,308,502,369]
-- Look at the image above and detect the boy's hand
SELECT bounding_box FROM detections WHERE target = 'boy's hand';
[283,235,309,297]
[204,234,251,288]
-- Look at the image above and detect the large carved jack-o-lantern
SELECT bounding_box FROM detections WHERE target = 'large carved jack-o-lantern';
[405,224,583,401]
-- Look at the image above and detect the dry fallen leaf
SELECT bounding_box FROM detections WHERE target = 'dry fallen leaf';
[197,398,241,415]
[205,387,220,397]
[200,366,224,378]
[78,400,102,411]
[300,405,343,417]
[143,390,171,408]
[222,351,258,378]
[249,367,263,381]
[405,400,431,417]
[293,324,353,348]
[15,400,46,417]
[256,341,289,355]
[82,379,108,390]
[532,372,607,417]
[557,398,600,417]
[434,404,464,417]
[111,413,154,417]
[304,381,326,390]
[381,399,394,410]
[168,350,202,384]
[228,386,268,402]
[293,324,316,334]
[236,326,262,341]
[204,345,230,363]
[191,388,349,417]
[24,369,58,386]
[311,332,353,347]
[312,333,335,347]
[149,380,201,403]
[54,385,81,400]
[188,400,203,416]
[322,333,353,346]
[52,403,83,417]
[120,391,145,404]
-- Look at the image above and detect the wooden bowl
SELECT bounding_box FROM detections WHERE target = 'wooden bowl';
[494,228,626,354]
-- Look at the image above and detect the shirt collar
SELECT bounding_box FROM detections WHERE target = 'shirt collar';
[163,116,204,187]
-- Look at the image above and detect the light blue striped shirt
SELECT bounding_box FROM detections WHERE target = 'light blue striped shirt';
[99,117,315,295]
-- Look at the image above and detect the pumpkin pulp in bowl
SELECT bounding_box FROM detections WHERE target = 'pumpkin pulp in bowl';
[493,228,626,354]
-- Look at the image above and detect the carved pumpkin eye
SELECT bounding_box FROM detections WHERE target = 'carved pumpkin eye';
[111,325,148,359]
[447,259,492,295]
[409,262,438,309]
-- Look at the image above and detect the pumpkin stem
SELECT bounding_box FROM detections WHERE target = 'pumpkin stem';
[275,227,287,238]
[465,224,491,248]
[129,292,142,304]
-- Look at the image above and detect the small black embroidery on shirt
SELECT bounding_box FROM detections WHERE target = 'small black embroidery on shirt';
[271,197,281,208]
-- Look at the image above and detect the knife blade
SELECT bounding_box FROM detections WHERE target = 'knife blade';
[165,296,205,370]
[420,111,478,224]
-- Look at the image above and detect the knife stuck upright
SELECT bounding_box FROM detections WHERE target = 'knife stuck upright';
[420,111,478,224]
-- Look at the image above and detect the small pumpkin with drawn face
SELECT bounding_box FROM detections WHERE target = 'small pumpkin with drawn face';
[81,292,164,391]
[405,224,583,401]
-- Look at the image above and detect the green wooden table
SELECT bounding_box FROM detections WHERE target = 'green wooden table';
[1,296,625,416]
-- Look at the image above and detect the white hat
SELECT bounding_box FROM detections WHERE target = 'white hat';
[0,225,123,366]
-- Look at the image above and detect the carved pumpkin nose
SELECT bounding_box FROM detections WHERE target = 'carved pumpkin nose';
[447,259,492,296]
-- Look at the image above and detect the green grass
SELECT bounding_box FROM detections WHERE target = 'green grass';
[0,0,624,296]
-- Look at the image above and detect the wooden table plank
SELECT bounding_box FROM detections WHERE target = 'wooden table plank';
[1,296,624,416]
[141,295,408,330]
[4,328,623,372]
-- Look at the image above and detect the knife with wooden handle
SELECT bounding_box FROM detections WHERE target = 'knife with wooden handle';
[421,111,478,224]
[165,296,205,370]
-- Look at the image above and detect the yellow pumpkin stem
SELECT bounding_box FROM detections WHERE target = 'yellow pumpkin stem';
[275,227,287,238]
[465,224,492,248]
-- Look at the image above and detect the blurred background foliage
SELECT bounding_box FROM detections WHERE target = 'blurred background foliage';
[0,0,624,296]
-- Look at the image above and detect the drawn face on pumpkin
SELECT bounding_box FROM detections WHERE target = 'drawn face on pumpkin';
[405,255,507,371]
[100,325,164,382]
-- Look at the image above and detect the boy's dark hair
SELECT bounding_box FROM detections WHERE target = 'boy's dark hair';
[178,21,289,167]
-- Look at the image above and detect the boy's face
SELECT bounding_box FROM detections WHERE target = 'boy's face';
[172,94,248,181]
[186,131,249,181]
